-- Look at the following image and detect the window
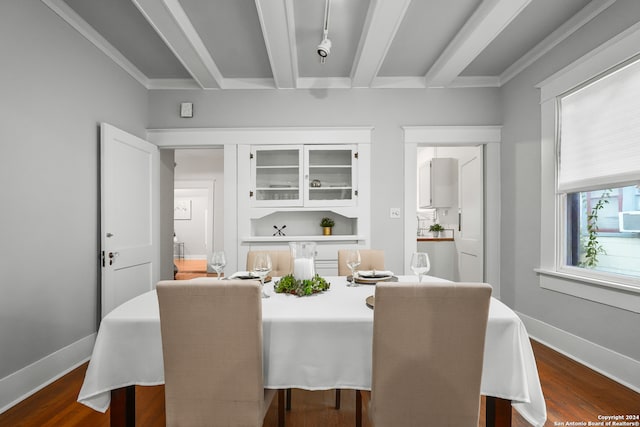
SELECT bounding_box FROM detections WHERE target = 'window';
[537,25,640,312]
[566,186,640,279]
[558,56,640,282]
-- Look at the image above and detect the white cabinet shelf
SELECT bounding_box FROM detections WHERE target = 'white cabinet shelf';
[241,235,365,243]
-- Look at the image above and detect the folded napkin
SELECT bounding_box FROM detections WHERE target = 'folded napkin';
[357,270,394,278]
[229,271,259,279]
[228,271,272,282]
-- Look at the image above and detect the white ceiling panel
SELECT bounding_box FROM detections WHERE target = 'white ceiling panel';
[379,0,481,77]
[63,0,190,79]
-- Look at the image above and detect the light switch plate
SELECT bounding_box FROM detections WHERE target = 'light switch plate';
[390,208,401,218]
[180,102,193,118]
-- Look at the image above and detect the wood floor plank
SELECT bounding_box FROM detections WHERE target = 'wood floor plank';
[1,339,638,426]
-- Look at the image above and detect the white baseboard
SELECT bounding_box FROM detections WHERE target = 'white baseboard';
[517,312,640,393]
[0,333,96,414]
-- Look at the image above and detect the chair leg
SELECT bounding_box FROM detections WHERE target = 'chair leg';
[335,388,341,409]
[355,390,362,427]
[278,389,285,427]
[286,388,292,410]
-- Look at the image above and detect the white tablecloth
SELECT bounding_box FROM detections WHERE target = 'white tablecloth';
[78,276,546,426]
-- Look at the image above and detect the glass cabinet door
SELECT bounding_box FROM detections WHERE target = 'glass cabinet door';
[304,145,356,206]
[251,146,303,206]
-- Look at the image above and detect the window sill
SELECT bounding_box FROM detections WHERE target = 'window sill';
[535,268,640,313]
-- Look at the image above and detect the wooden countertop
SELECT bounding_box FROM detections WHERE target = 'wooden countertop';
[417,237,454,242]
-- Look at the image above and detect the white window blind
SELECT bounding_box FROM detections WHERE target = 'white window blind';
[558,57,640,193]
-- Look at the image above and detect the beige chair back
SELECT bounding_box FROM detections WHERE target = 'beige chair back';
[337,249,384,275]
[246,250,292,277]
[157,279,276,427]
[370,282,492,426]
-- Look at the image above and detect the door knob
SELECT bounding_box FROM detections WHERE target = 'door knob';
[108,251,119,265]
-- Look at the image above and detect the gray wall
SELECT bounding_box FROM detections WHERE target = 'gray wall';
[0,0,148,380]
[500,0,640,361]
[148,88,502,274]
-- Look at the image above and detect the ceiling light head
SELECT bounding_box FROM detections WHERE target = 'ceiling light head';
[317,0,332,63]
[317,37,331,59]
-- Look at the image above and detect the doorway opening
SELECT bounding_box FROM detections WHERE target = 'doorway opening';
[416,146,483,282]
[402,125,501,298]
[173,148,224,278]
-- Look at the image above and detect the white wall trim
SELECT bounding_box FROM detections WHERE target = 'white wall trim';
[147,127,373,148]
[537,20,640,101]
[536,269,640,314]
[518,312,640,393]
[0,334,96,414]
[403,125,502,144]
[537,25,640,310]
[402,126,502,297]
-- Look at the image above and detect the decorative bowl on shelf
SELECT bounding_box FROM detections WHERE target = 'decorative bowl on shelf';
[311,179,322,188]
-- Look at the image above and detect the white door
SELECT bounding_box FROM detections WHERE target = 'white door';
[101,123,159,318]
[456,146,484,282]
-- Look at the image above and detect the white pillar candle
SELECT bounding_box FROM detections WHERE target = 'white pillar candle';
[293,258,315,281]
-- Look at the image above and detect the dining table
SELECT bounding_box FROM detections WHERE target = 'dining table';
[77,275,547,427]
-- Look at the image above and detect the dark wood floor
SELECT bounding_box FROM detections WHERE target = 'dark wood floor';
[1,340,638,426]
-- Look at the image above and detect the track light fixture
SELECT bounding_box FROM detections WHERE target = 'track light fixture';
[317,0,331,63]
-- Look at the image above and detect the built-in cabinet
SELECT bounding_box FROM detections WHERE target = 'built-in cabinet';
[251,145,356,207]
[251,146,302,206]
[419,157,458,208]
[237,130,371,275]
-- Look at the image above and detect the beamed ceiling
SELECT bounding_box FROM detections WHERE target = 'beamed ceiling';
[42,0,615,90]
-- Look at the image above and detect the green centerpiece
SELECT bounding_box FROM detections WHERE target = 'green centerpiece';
[274,274,331,296]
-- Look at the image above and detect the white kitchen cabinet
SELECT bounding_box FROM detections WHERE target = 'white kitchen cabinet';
[304,145,356,207]
[419,157,458,208]
[235,128,371,275]
[417,239,456,281]
[251,146,303,207]
[250,145,357,208]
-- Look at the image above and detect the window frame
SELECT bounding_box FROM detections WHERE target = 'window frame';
[536,23,640,313]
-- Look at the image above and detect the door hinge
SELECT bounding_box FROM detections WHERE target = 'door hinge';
[250,153,254,159]
[250,190,254,198]
[354,152,358,159]
[355,190,358,196]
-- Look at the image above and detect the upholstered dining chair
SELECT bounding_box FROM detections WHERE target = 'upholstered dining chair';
[337,249,385,276]
[157,279,284,427]
[356,281,492,427]
[246,250,293,277]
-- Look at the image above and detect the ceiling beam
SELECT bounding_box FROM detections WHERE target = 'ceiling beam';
[424,0,531,88]
[499,0,617,85]
[350,0,412,88]
[132,0,223,89]
[255,0,297,89]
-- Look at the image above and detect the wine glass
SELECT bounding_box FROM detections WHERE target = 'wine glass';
[252,253,272,298]
[210,251,226,280]
[344,249,361,287]
[410,252,431,283]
